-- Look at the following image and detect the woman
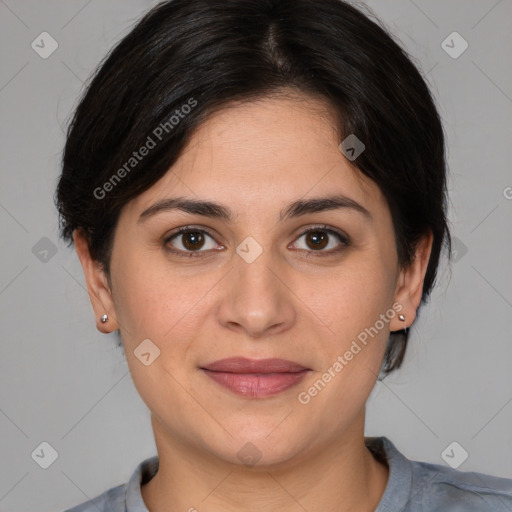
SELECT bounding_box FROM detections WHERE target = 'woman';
[56,0,512,510]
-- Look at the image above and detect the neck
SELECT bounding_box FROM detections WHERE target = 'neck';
[141,413,389,512]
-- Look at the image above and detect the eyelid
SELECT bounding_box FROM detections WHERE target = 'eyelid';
[163,224,350,257]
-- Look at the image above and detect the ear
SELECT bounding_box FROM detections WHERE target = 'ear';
[73,229,119,333]
[391,231,433,331]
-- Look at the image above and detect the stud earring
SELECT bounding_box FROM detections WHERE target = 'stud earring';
[398,314,405,322]
[100,314,108,323]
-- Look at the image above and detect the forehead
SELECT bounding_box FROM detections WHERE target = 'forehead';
[123,94,382,222]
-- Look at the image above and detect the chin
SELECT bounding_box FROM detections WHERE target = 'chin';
[204,426,312,470]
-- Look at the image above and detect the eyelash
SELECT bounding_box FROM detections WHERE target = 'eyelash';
[163,225,350,259]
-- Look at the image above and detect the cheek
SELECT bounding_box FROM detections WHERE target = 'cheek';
[111,254,206,417]
[297,254,396,395]
[109,250,171,343]
[296,270,394,414]
[308,256,396,341]
[111,249,216,348]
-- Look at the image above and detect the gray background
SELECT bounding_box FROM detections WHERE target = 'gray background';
[1,0,511,510]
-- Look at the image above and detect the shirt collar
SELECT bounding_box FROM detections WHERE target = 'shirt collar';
[125,454,158,511]
[369,437,413,511]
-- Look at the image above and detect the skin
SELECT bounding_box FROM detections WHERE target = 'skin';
[74,91,432,512]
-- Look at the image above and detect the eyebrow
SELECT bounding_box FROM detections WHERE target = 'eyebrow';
[137,194,371,224]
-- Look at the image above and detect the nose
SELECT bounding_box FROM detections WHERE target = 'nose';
[216,244,297,338]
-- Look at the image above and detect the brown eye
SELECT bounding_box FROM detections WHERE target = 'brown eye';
[181,231,205,251]
[305,230,329,250]
[292,226,349,255]
[165,228,219,255]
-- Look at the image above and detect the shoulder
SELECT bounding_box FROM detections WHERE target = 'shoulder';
[370,437,512,511]
[62,455,158,512]
[410,456,512,511]
[63,483,127,512]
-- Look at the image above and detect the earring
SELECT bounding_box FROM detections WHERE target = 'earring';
[398,314,405,322]
[100,314,108,323]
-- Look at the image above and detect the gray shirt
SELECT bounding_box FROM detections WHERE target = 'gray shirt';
[64,437,512,511]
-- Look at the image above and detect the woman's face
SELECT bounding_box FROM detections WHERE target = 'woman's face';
[79,93,428,467]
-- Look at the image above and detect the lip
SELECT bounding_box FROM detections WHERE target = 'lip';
[200,357,311,398]
[202,357,309,373]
